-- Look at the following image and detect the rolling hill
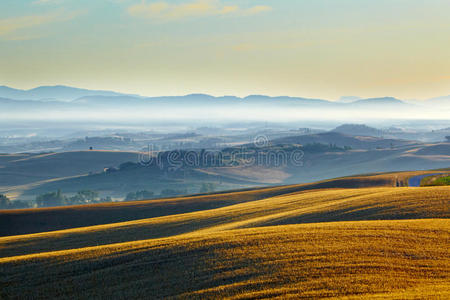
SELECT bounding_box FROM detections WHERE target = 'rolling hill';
[1,220,447,299]
[332,124,383,137]
[0,171,407,236]
[1,137,449,202]
[271,131,415,149]
[1,184,448,254]
[0,151,140,199]
[0,170,449,298]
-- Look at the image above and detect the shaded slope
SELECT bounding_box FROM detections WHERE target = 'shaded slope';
[0,173,402,236]
[0,151,140,187]
[1,186,448,257]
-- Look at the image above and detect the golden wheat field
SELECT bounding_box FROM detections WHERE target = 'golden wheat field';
[0,172,449,299]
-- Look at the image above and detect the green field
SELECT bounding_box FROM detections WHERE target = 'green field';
[423,175,450,186]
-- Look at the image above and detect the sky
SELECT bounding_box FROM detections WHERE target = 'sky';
[0,0,449,100]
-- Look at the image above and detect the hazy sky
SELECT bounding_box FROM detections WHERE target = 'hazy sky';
[1,0,449,100]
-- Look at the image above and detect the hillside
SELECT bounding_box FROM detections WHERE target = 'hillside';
[1,139,449,203]
[0,171,449,298]
[332,124,382,137]
[0,151,140,200]
[1,220,448,299]
[0,151,139,186]
[0,172,406,236]
[209,141,450,185]
[1,185,449,256]
[271,132,415,149]
[414,143,450,156]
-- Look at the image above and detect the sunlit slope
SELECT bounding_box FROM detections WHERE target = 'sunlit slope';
[3,169,442,237]
[1,186,448,257]
[1,220,448,299]
[0,172,404,236]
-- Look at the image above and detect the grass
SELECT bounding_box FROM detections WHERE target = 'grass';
[422,175,450,186]
[435,176,450,185]
[1,186,449,258]
[0,170,449,299]
[0,220,448,299]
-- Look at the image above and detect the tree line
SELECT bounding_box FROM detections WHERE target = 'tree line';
[1,182,217,209]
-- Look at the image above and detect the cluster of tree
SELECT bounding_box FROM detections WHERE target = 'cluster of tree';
[68,136,133,150]
[124,184,217,202]
[35,190,112,207]
[301,143,351,153]
[0,194,31,209]
[160,188,188,197]
[36,190,66,207]
[446,136,450,142]
[125,190,154,201]
[67,190,112,205]
[107,143,352,172]
[118,149,227,172]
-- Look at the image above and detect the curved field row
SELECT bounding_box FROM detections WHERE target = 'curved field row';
[1,186,448,257]
[1,170,443,236]
[1,171,448,299]
[0,219,449,299]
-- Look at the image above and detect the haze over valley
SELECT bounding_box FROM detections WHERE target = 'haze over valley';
[1,1,449,298]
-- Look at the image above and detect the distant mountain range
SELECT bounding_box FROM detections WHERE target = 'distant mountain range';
[0,85,448,122]
[338,96,363,103]
[0,85,412,106]
[427,95,450,105]
[0,85,137,102]
[0,94,412,116]
[0,85,447,104]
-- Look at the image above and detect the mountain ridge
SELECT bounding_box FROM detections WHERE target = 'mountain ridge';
[0,85,136,102]
[1,85,448,104]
